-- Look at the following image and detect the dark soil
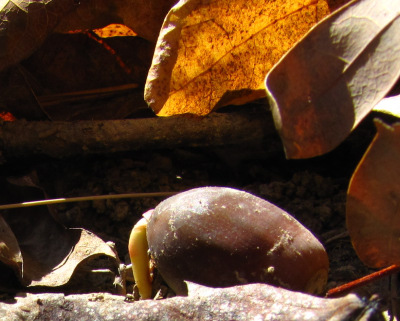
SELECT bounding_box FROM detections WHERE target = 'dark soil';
[0,109,395,311]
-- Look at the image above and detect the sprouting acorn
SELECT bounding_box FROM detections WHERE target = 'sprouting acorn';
[129,187,329,299]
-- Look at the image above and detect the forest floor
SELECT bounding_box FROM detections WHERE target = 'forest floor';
[0,106,395,319]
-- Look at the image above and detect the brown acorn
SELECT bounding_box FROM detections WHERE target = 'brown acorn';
[145,187,329,296]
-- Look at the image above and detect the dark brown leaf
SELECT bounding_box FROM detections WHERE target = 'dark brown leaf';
[0,0,78,72]
[0,0,176,74]
[54,0,177,42]
[0,31,154,120]
[266,0,400,159]
[0,175,119,288]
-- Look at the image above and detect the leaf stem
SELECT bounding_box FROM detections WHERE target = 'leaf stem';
[326,264,400,298]
[0,191,177,210]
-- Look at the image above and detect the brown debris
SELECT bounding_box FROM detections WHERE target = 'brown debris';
[0,283,383,321]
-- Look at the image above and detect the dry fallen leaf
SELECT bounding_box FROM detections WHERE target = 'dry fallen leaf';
[347,119,400,268]
[1,30,153,120]
[0,0,78,72]
[144,0,347,116]
[0,175,119,289]
[92,24,137,38]
[0,0,176,73]
[266,0,400,159]
[28,228,118,288]
[54,0,177,42]
[0,283,383,320]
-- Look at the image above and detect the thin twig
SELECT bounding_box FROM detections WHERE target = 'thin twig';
[326,265,400,298]
[37,83,140,107]
[0,191,178,210]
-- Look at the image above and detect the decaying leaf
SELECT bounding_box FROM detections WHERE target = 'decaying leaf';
[0,67,48,120]
[0,215,22,272]
[0,30,153,120]
[347,119,400,268]
[0,0,78,72]
[0,175,119,289]
[144,0,348,116]
[54,0,178,42]
[30,229,119,288]
[0,283,384,320]
[266,0,400,159]
[0,0,177,73]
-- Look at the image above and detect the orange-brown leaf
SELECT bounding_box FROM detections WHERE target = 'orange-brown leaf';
[92,24,137,38]
[145,0,345,116]
[347,119,400,268]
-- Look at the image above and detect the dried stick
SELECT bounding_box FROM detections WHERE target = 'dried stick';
[0,106,275,160]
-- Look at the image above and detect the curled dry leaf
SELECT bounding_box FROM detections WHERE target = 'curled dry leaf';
[31,229,119,288]
[0,175,119,289]
[145,0,347,116]
[266,0,400,159]
[0,0,177,73]
[347,119,400,268]
[0,0,78,72]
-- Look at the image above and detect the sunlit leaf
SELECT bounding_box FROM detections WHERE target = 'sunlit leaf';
[0,111,16,121]
[145,0,347,116]
[92,24,137,38]
[347,119,400,268]
[373,94,400,119]
[266,0,400,159]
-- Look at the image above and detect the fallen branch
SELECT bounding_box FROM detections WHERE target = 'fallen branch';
[0,105,276,160]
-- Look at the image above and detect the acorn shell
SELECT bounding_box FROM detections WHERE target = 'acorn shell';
[146,187,329,295]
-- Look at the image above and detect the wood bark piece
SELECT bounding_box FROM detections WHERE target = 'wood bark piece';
[0,283,383,321]
[0,107,275,160]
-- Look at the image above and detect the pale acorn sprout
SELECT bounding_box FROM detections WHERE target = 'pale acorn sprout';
[128,187,329,299]
[128,210,153,299]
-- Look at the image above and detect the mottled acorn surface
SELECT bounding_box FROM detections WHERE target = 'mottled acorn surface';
[147,187,329,295]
